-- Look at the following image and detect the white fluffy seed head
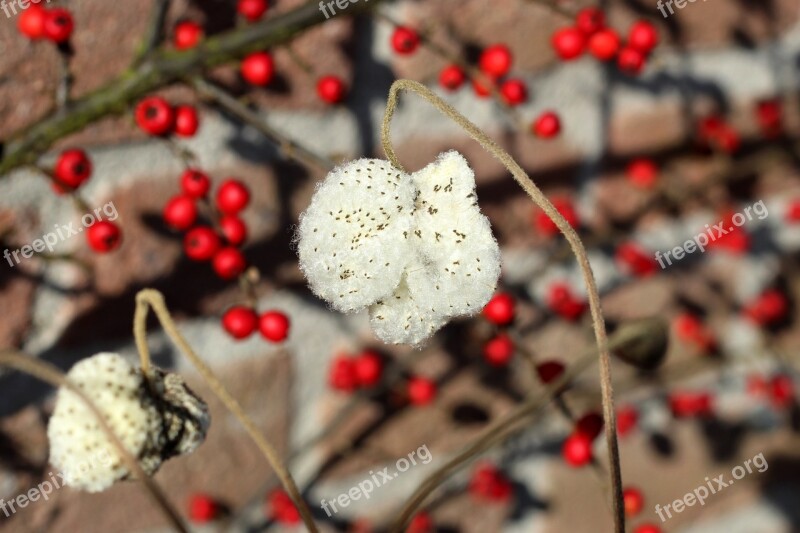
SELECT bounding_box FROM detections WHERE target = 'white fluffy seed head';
[297,158,416,312]
[47,353,209,492]
[297,151,501,345]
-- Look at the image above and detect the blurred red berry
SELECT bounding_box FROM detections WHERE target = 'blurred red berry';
[317,75,347,104]
[534,197,579,237]
[500,78,528,106]
[184,226,221,261]
[174,105,199,137]
[188,493,219,523]
[241,52,274,86]
[669,391,713,418]
[483,292,516,325]
[212,247,246,279]
[135,96,174,136]
[238,0,268,22]
[623,487,644,517]
[673,313,716,352]
[43,8,73,43]
[562,432,593,467]
[439,64,466,91]
[407,376,437,406]
[180,168,211,198]
[483,334,515,366]
[54,149,92,188]
[267,489,301,525]
[216,179,250,215]
[259,310,290,342]
[628,20,659,54]
[575,7,605,36]
[532,111,561,138]
[616,405,638,436]
[479,44,513,77]
[536,360,565,384]
[471,76,495,98]
[391,26,419,55]
[634,524,662,533]
[163,195,197,231]
[575,412,604,440]
[18,4,47,39]
[354,351,383,387]
[787,200,800,223]
[743,289,789,326]
[222,306,259,340]
[220,215,248,246]
[617,46,645,75]
[699,116,741,154]
[547,283,586,321]
[588,29,620,61]
[756,99,782,138]
[770,374,795,408]
[406,513,434,533]
[174,21,203,50]
[329,354,358,392]
[86,221,122,253]
[552,27,585,60]
[626,158,658,188]
[469,462,513,502]
[615,242,658,277]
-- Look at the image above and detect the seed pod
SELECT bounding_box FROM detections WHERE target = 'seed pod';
[611,318,669,370]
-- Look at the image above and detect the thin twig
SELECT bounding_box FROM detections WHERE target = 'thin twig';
[134,0,172,67]
[380,79,623,532]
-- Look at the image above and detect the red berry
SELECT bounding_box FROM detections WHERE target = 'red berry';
[188,493,219,523]
[220,215,248,246]
[184,226,221,261]
[786,200,800,223]
[86,221,122,253]
[18,4,47,39]
[500,79,528,106]
[43,8,74,43]
[575,7,605,36]
[770,374,794,408]
[547,283,586,321]
[743,289,789,326]
[216,179,250,215]
[54,149,92,188]
[756,99,782,138]
[669,391,712,418]
[615,242,658,277]
[267,489,301,525]
[238,0,268,22]
[673,313,716,352]
[212,247,246,279]
[391,26,419,55]
[471,76,495,98]
[222,306,259,340]
[241,52,274,86]
[135,96,175,136]
[552,27,585,60]
[536,360,565,384]
[259,310,290,342]
[406,513,434,533]
[479,44,513,77]
[575,411,604,440]
[562,432,593,467]
[628,20,659,54]
[616,405,638,436]
[482,292,515,325]
[534,197,579,237]
[532,111,561,138]
[626,158,658,188]
[163,195,197,231]
[469,462,513,502]
[439,65,466,91]
[617,46,645,75]
[407,376,437,406]
[174,105,199,137]
[623,487,644,517]
[483,334,515,366]
[588,29,620,61]
[174,21,203,50]
[180,168,211,198]
[354,351,383,387]
[317,75,347,104]
[329,354,358,392]
[634,524,662,533]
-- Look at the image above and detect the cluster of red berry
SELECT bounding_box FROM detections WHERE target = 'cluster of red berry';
[328,350,384,392]
[17,4,74,43]
[135,96,199,137]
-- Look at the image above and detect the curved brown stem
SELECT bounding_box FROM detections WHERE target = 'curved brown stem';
[381,79,623,532]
